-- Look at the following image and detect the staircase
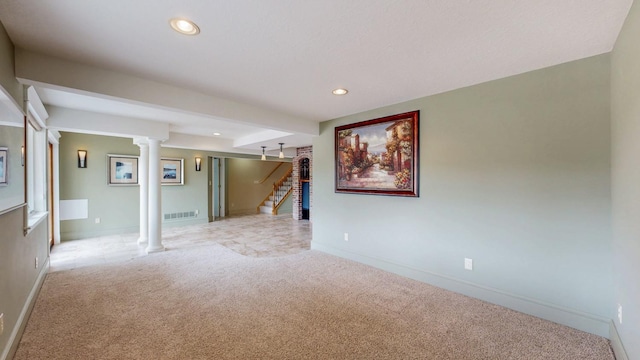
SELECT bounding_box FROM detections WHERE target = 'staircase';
[257,168,293,215]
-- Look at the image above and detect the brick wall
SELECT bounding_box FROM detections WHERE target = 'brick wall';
[292,146,312,221]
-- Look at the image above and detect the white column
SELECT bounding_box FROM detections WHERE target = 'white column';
[135,139,149,245]
[146,138,165,253]
[49,131,62,245]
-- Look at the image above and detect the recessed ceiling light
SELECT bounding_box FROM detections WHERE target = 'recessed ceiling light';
[170,18,200,35]
[213,132,221,136]
[332,88,348,95]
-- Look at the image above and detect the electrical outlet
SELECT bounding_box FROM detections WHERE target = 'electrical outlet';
[0,313,4,335]
[344,233,349,242]
[464,258,473,270]
[95,217,101,224]
[618,304,623,324]
[35,257,38,269]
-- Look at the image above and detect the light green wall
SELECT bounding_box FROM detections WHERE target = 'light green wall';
[0,19,25,212]
[313,54,612,336]
[0,21,23,106]
[0,126,25,210]
[0,21,48,360]
[611,0,640,358]
[226,158,292,215]
[156,146,209,228]
[277,191,293,214]
[58,132,284,240]
[0,208,49,360]
[59,132,141,239]
[59,132,214,239]
[3,8,634,356]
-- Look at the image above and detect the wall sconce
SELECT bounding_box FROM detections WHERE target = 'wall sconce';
[77,150,87,168]
[279,143,284,159]
[195,157,202,171]
[21,146,25,166]
[261,146,266,161]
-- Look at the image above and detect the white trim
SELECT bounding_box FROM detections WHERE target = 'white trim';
[219,157,226,218]
[311,242,611,338]
[610,321,629,360]
[26,111,43,132]
[47,130,61,144]
[0,257,49,360]
[26,86,49,128]
[25,121,47,214]
[26,103,46,129]
[25,211,48,235]
[48,135,61,244]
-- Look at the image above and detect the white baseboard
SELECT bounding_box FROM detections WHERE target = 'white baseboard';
[311,242,610,338]
[609,321,629,360]
[1,257,49,360]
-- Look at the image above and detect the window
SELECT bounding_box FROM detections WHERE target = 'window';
[25,111,48,229]
[300,158,310,180]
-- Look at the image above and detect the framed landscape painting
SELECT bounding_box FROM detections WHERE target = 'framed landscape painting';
[161,158,184,185]
[107,155,138,186]
[335,111,419,197]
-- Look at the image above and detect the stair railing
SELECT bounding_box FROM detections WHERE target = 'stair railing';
[272,167,293,208]
[256,165,294,214]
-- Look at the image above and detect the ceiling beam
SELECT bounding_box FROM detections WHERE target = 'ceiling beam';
[15,49,319,137]
[46,106,170,140]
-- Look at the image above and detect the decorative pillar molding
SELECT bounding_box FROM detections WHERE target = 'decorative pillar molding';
[134,138,149,245]
[146,138,165,253]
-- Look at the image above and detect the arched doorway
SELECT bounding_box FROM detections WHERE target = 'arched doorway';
[300,158,310,220]
[292,146,312,221]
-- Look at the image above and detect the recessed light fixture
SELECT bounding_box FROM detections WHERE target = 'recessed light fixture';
[170,18,200,35]
[332,88,348,95]
[213,132,221,136]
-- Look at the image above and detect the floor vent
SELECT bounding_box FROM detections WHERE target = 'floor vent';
[163,211,197,222]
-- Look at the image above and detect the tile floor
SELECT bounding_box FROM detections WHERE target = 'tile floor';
[50,214,312,272]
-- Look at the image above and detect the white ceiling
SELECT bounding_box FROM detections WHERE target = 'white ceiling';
[0,0,633,155]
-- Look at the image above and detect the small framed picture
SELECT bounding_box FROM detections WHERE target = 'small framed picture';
[107,154,139,186]
[0,147,7,186]
[161,158,184,185]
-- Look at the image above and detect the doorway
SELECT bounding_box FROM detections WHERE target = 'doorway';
[300,158,310,220]
[48,142,54,247]
[208,157,224,221]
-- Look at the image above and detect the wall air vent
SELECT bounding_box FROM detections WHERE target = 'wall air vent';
[163,210,197,222]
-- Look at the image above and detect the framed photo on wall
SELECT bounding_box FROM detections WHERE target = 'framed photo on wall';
[161,158,184,185]
[0,147,7,186]
[107,154,139,186]
[335,110,419,197]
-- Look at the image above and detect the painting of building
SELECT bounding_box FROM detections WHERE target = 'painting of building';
[335,111,418,196]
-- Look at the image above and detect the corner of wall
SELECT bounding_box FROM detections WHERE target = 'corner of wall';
[609,321,630,360]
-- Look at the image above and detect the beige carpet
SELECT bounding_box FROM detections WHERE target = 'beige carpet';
[15,243,613,359]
